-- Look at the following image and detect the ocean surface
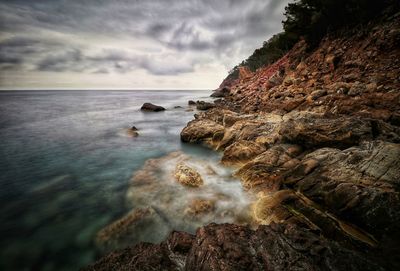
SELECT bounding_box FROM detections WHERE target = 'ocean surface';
[0,90,251,270]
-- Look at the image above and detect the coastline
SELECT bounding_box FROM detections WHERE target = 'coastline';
[84,8,400,271]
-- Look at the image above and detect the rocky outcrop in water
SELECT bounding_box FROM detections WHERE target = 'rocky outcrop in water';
[140,103,166,112]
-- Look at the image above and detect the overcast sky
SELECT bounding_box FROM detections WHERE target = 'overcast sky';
[0,0,290,90]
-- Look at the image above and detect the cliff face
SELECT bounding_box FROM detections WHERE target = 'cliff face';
[85,9,400,271]
[218,11,400,123]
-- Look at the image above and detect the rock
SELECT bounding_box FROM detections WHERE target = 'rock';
[280,115,374,149]
[236,144,302,192]
[127,129,139,137]
[184,199,215,218]
[96,207,171,250]
[188,100,196,105]
[196,101,215,110]
[83,242,178,271]
[308,89,327,101]
[174,106,183,109]
[127,126,139,137]
[283,141,400,241]
[221,140,266,166]
[140,103,165,112]
[83,223,386,271]
[181,119,224,145]
[174,163,204,187]
[210,87,230,97]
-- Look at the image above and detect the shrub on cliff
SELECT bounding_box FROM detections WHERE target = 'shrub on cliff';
[283,0,398,47]
[226,32,297,81]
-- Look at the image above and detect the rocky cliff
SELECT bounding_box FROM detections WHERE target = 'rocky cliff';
[84,7,400,271]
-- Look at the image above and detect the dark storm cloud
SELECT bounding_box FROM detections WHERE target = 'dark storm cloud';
[34,48,194,76]
[0,0,290,76]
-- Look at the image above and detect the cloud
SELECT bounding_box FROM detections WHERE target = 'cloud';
[0,0,291,88]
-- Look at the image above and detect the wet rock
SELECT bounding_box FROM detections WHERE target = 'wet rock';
[127,129,139,137]
[221,140,266,166]
[236,144,302,192]
[140,102,165,112]
[180,119,224,145]
[184,199,215,218]
[188,100,196,105]
[210,87,230,97]
[196,101,215,111]
[174,163,204,187]
[96,207,171,250]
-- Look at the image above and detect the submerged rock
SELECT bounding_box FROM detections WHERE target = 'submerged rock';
[96,207,171,250]
[184,199,215,218]
[140,102,165,112]
[174,163,204,187]
[127,126,139,137]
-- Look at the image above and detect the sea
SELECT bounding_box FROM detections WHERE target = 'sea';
[0,90,251,270]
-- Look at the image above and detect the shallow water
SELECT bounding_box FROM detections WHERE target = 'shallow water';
[0,91,209,270]
[0,90,251,270]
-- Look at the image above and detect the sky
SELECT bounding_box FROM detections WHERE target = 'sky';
[0,0,290,90]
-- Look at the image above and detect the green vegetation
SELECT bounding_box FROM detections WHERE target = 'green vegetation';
[227,0,398,81]
[283,0,396,47]
[226,32,297,81]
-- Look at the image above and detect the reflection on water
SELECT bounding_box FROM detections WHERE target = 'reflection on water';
[0,89,216,270]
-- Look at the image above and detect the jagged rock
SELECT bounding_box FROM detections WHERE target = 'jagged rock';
[210,87,230,97]
[283,141,400,240]
[280,116,374,149]
[84,223,386,271]
[221,140,266,166]
[196,101,215,110]
[174,163,204,187]
[83,242,178,271]
[140,103,165,112]
[235,144,302,192]
[180,119,224,145]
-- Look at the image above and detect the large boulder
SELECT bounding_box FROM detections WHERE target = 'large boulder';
[85,223,385,271]
[174,163,204,187]
[180,119,224,145]
[210,87,230,98]
[221,140,266,166]
[140,102,165,112]
[196,101,215,111]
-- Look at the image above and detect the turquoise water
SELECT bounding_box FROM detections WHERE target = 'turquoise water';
[0,90,215,270]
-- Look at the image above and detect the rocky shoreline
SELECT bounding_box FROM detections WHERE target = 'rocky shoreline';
[84,9,400,271]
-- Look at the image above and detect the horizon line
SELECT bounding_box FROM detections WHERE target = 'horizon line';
[0,88,212,91]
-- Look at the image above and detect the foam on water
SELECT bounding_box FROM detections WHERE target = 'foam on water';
[0,89,215,270]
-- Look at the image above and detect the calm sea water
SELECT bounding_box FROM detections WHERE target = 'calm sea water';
[0,89,217,270]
